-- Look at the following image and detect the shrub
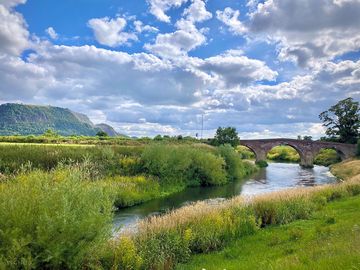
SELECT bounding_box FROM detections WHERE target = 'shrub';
[102,175,161,208]
[217,144,257,181]
[314,148,341,166]
[267,146,300,163]
[0,168,113,269]
[141,145,227,186]
[256,160,268,167]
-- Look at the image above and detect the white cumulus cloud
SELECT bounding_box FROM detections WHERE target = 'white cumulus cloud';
[88,17,137,47]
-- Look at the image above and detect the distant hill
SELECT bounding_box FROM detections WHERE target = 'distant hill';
[0,103,119,136]
[95,123,119,137]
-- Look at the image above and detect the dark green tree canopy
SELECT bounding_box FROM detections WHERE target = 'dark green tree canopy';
[212,127,240,147]
[96,131,108,137]
[319,97,360,144]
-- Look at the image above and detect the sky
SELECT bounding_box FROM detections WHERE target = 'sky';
[0,0,359,138]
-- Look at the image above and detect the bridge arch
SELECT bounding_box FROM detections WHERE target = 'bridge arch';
[240,139,356,168]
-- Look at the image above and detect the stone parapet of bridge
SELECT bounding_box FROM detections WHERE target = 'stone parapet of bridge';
[240,138,357,167]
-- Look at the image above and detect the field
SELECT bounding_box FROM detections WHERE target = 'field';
[0,136,358,269]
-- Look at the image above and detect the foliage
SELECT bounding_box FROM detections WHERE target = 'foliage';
[267,146,300,163]
[107,160,360,270]
[314,149,340,166]
[267,146,341,166]
[101,175,161,208]
[236,145,255,159]
[141,144,227,186]
[211,127,240,147]
[177,196,360,270]
[96,130,109,137]
[255,160,268,167]
[357,139,360,156]
[0,167,114,269]
[0,144,144,175]
[319,97,360,143]
[217,144,258,181]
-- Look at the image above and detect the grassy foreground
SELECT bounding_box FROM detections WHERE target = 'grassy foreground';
[175,159,360,270]
[177,194,360,270]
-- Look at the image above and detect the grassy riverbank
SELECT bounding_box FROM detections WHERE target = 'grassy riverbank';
[103,159,360,270]
[177,195,360,270]
[175,159,360,270]
[0,143,256,209]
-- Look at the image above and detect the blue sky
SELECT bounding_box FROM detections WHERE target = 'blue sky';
[1,0,359,138]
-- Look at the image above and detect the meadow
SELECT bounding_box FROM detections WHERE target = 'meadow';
[0,141,259,269]
[0,136,358,269]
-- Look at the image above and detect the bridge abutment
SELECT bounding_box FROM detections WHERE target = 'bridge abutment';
[300,151,315,168]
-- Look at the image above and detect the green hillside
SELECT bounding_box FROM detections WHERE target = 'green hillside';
[0,103,115,136]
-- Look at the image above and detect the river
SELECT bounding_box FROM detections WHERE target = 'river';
[113,163,337,232]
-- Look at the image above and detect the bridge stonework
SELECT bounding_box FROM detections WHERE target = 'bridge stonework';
[240,139,357,167]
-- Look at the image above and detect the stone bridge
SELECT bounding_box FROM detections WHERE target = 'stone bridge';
[241,138,357,167]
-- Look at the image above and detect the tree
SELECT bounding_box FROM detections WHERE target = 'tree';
[319,97,360,144]
[96,130,108,137]
[212,127,240,147]
[303,136,313,141]
[43,129,59,137]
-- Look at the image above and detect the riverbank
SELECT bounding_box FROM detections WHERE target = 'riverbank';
[177,194,360,270]
[174,159,360,270]
[107,159,360,269]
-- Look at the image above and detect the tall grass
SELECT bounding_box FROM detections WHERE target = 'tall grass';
[0,167,114,269]
[106,162,360,269]
[0,144,144,174]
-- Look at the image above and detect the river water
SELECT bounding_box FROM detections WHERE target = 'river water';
[113,163,337,232]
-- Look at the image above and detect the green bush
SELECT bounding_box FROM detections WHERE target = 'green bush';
[141,144,227,186]
[267,146,300,163]
[256,160,268,167]
[0,168,113,269]
[102,175,161,208]
[217,144,257,181]
[314,148,341,166]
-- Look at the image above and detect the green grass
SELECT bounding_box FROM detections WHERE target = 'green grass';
[177,195,360,270]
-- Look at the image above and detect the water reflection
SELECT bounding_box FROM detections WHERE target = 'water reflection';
[113,162,336,232]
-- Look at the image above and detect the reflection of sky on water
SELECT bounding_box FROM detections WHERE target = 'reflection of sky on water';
[113,163,337,233]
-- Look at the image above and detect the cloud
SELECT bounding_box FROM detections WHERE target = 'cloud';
[145,19,207,58]
[0,3,29,56]
[45,27,58,40]
[183,0,212,22]
[198,52,278,87]
[247,0,360,66]
[88,16,137,47]
[1,0,26,8]
[147,0,189,22]
[133,20,158,33]
[216,7,247,35]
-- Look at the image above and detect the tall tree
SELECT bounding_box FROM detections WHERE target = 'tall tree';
[212,127,240,147]
[319,97,360,143]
